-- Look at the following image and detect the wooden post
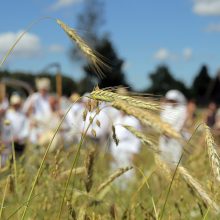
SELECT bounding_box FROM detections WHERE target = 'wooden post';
[0,82,6,103]
[56,73,62,98]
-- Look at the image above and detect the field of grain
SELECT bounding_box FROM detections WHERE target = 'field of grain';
[1,19,220,220]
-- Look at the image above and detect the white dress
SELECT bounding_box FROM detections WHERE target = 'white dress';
[64,102,84,145]
[159,104,187,166]
[2,108,29,144]
[23,93,51,144]
[23,92,51,120]
[111,114,141,167]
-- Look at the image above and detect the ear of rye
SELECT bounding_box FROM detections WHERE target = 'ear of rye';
[56,19,109,78]
[204,125,220,182]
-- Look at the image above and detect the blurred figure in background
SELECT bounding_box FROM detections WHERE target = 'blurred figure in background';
[110,111,141,188]
[23,78,51,119]
[159,90,187,166]
[80,95,111,147]
[64,93,83,145]
[38,95,63,151]
[23,78,52,144]
[182,99,197,140]
[0,83,8,137]
[1,94,29,163]
[204,102,217,129]
[213,106,220,135]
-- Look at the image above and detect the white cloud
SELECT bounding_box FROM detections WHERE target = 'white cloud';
[48,44,65,53]
[183,48,193,60]
[50,0,82,11]
[193,0,220,16]
[154,48,170,61]
[205,23,220,32]
[0,31,42,58]
[154,48,193,62]
[122,61,132,71]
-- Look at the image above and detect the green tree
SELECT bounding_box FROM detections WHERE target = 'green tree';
[71,0,129,90]
[147,65,189,97]
[191,65,211,100]
[83,37,128,88]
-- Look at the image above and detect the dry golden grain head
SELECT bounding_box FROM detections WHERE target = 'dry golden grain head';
[178,166,219,213]
[56,19,109,78]
[90,88,161,112]
[123,125,158,152]
[112,125,119,146]
[112,100,181,139]
[84,148,95,193]
[109,204,117,220]
[83,109,88,121]
[204,125,220,182]
[96,120,101,128]
[91,129,96,138]
[154,155,172,181]
[58,167,86,180]
[96,166,133,194]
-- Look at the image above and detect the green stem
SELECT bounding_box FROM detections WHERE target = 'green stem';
[20,103,74,220]
[11,136,17,193]
[134,166,158,220]
[58,105,102,219]
[0,175,10,219]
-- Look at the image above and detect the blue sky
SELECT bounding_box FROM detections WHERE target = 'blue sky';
[1,0,220,90]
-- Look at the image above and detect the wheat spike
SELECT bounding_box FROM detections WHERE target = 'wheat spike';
[57,19,108,78]
[178,166,219,213]
[123,125,158,152]
[112,100,181,139]
[84,148,95,192]
[154,155,172,181]
[90,88,161,111]
[96,166,133,194]
[204,125,220,182]
[58,167,85,180]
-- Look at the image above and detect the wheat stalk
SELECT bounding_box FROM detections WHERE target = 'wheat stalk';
[123,125,158,152]
[57,19,109,78]
[58,167,85,180]
[112,100,181,139]
[204,125,220,182]
[154,155,172,181]
[90,88,161,111]
[84,148,96,192]
[96,166,133,194]
[178,166,219,213]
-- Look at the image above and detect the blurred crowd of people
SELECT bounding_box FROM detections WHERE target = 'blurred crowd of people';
[0,78,142,170]
[0,77,207,173]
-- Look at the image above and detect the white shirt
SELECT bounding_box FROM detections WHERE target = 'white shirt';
[2,108,29,143]
[161,104,187,132]
[23,92,51,120]
[111,114,141,154]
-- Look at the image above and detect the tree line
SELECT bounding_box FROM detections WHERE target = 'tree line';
[0,61,217,106]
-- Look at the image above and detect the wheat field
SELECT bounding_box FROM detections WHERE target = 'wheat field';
[0,19,220,220]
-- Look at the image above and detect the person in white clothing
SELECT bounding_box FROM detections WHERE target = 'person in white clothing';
[64,93,84,145]
[110,112,141,188]
[23,78,51,120]
[79,96,111,146]
[23,78,52,144]
[1,94,29,163]
[159,90,187,166]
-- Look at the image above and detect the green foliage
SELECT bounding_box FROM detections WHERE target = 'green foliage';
[83,37,129,89]
[191,65,211,104]
[147,65,190,98]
